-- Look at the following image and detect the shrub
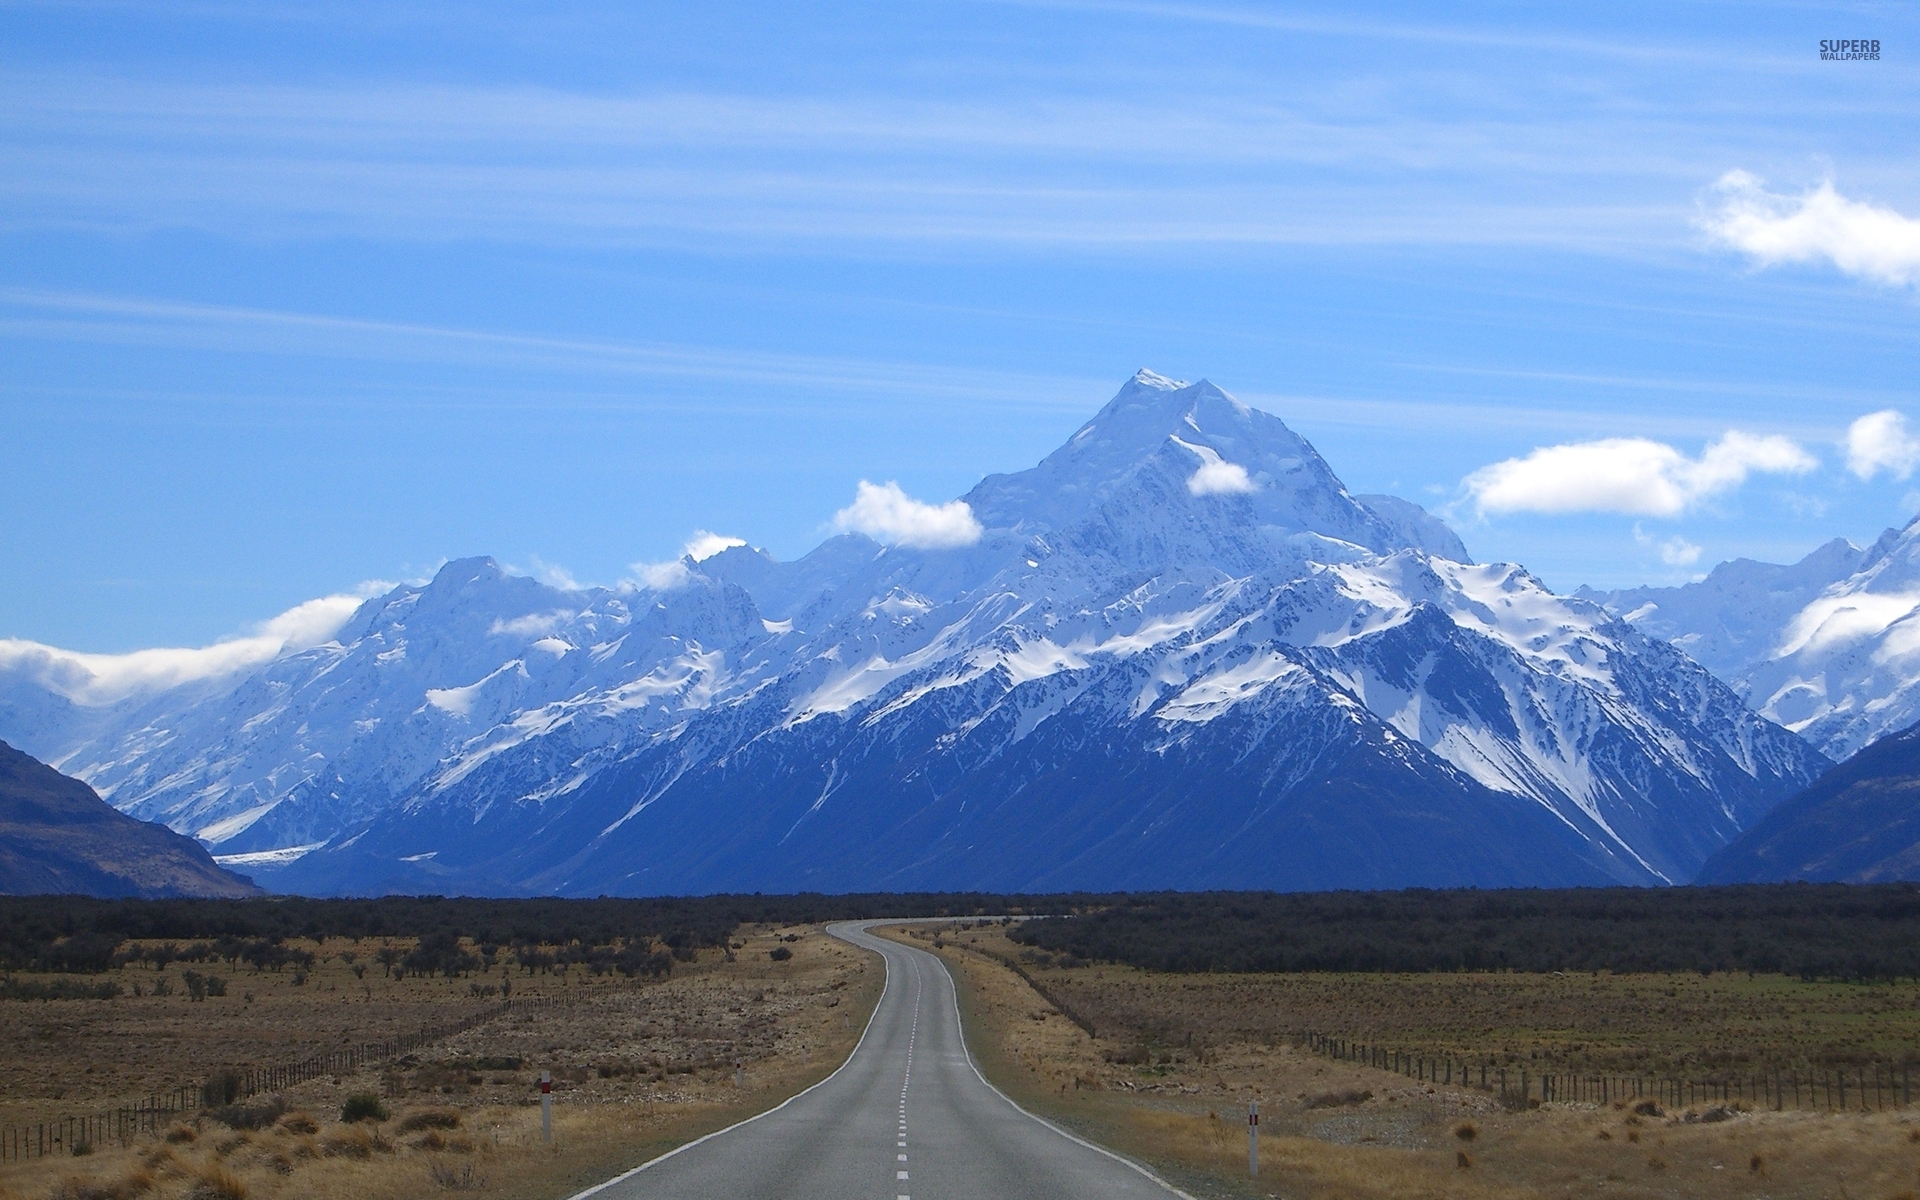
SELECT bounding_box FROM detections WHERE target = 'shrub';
[340,1093,388,1123]
[1304,1089,1371,1110]
[164,1123,196,1144]
[396,1108,462,1132]
[202,1068,243,1107]
[1452,1121,1477,1141]
[276,1111,319,1135]
[210,1099,284,1131]
[0,976,120,1001]
[768,947,792,962]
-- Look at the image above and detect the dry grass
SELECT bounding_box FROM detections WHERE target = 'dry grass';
[898,922,1920,1200]
[1,925,881,1200]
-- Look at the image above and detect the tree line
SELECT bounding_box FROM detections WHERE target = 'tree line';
[1008,884,1920,980]
[0,892,1086,974]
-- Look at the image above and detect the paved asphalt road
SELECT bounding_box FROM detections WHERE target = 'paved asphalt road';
[575,920,1190,1200]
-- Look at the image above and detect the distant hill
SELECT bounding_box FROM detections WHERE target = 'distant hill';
[1697,720,1920,884]
[0,739,261,897]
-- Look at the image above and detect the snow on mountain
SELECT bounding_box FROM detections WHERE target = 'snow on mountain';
[0,370,1826,893]
[1586,517,1920,761]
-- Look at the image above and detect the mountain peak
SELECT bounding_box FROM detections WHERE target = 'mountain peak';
[964,371,1402,565]
[1125,366,1188,391]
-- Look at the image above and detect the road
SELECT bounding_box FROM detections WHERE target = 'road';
[575,920,1189,1200]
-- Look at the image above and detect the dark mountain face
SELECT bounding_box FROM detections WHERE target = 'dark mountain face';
[0,740,261,897]
[1697,720,1920,884]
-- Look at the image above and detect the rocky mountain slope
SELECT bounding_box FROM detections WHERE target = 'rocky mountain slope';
[1698,718,1920,884]
[0,371,1828,893]
[0,739,261,897]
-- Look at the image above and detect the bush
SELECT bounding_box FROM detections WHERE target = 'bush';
[396,1108,462,1132]
[210,1100,284,1131]
[768,947,792,962]
[202,1068,243,1107]
[340,1093,388,1123]
[0,977,120,1001]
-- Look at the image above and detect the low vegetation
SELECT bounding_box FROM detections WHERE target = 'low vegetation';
[1,923,882,1200]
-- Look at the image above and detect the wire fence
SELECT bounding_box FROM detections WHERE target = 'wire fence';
[1,993,572,1162]
[1298,1029,1915,1114]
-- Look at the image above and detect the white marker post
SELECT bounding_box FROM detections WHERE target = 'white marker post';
[540,1070,552,1143]
[1248,1099,1259,1178]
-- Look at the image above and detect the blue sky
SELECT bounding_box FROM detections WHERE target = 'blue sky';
[3,1,1919,651]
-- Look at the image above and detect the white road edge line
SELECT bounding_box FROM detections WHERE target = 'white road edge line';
[558,930,894,1200]
[862,920,1203,1200]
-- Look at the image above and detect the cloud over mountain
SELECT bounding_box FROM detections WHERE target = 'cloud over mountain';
[1463,431,1815,517]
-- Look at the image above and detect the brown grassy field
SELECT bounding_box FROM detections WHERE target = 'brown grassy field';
[0,924,881,1200]
[895,922,1920,1200]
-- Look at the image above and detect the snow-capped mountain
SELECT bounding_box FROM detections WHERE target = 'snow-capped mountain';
[1585,517,1920,761]
[0,371,1827,893]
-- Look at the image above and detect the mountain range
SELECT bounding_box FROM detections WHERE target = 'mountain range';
[1583,516,1920,761]
[0,370,1883,895]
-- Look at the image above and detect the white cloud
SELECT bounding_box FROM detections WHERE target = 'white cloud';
[832,480,983,549]
[1701,172,1920,287]
[1660,537,1702,566]
[0,587,384,706]
[684,530,747,561]
[1845,410,1920,480]
[1170,435,1258,496]
[1633,524,1701,566]
[1463,431,1816,517]
[526,556,583,591]
[626,559,694,591]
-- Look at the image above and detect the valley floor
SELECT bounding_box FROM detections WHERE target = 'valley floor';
[0,926,881,1200]
[894,923,1920,1200]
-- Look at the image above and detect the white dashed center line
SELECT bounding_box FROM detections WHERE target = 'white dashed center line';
[893,972,920,1200]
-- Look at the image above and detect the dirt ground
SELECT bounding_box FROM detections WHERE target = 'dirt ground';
[894,922,1920,1200]
[0,924,881,1200]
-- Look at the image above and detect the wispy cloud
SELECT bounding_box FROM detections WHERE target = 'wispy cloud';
[0,586,386,705]
[0,286,1101,410]
[623,531,755,591]
[684,531,747,561]
[1633,523,1702,566]
[0,71,1716,251]
[832,481,983,548]
[1463,431,1816,517]
[1701,172,1920,287]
